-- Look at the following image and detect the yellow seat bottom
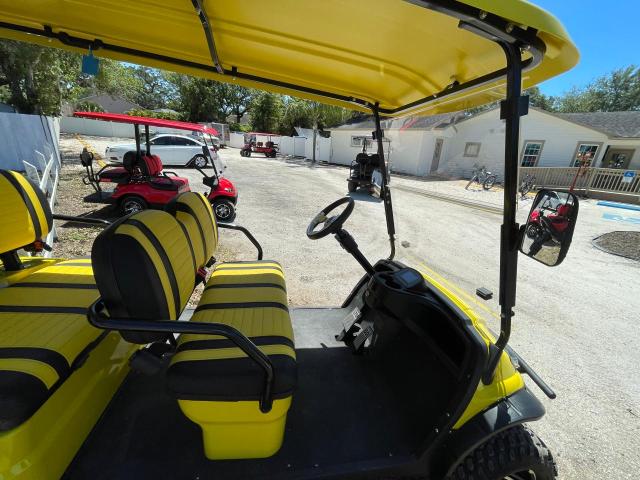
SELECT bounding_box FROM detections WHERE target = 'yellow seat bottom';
[178,397,292,460]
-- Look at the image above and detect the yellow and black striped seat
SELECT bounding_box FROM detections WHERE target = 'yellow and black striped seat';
[92,207,296,459]
[0,259,103,430]
[0,169,52,257]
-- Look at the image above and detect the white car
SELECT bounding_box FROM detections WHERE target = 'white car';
[105,133,221,168]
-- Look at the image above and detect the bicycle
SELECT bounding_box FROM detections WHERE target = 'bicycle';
[465,165,497,190]
[519,173,536,198]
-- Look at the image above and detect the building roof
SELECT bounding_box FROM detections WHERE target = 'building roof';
[330,112,465,131]
[552,111,640,138]
[73,111,219,136]
[77,93,140,114]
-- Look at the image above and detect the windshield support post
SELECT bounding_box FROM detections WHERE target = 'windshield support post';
[482,42,528,385]
[372,103,396,260]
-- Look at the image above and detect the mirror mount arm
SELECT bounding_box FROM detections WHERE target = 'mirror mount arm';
[482,41,529,385]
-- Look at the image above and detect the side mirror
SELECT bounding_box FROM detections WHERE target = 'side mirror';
[520,189,579,267]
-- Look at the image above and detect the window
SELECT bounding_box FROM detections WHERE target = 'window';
[351,136,373,148]
[521,141,544,167]
[572,143,600,167]
[151,136,170,145]
[463,142,481,157]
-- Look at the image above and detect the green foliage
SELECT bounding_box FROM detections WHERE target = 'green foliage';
[229,122,251,132]
[250,92,283,133]
[278,98,353,135]
[125,108,181,120]
[555,66,640,112]
[169,74,226,122]
[525,86,556,111]
[75,101,104,112]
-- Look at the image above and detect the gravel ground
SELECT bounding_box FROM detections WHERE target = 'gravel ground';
[593,231,640,261]
[76,140,640,479]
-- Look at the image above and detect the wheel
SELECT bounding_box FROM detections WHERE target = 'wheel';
[245,150,251,157]
[526,223,542,239]
[120,196,147,215]
[213,198,236,222]
[240,149,248,157]
[269,150,277,158]
[192,154,207,168]
[447,425,557,480]
[483,175,497,190]
[348,180,357,193]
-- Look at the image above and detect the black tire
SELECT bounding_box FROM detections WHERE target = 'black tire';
[447,425,557,480]
[348,180,357,193]
[526,223,542,239]
[120,195,147,215]
[245,150,251,157]
[192,154,207,168]
[213,198,236,222]
[483,175,497,190]
[240,149,248,157]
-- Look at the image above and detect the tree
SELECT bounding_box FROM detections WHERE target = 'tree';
[130,66,176,110]
[221,84,254,123]
[0,40,78,115]
[525,86,556,111]
[555,66,640,112]
[169,74,227,122]
[250,92,283,133]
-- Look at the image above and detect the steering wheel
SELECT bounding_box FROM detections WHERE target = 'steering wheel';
[306,197,355,240]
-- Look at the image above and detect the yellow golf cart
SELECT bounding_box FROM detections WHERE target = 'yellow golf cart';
[0,1,580,479]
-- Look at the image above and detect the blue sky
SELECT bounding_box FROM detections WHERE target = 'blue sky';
[535,0,639,97]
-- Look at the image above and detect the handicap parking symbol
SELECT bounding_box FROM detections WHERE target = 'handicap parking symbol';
[602,212,640,224]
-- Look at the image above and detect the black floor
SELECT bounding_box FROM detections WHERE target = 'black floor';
[64,308,456,480]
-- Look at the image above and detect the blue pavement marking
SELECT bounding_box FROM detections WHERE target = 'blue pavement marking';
[602,213,640,224]
[597,201,640,212]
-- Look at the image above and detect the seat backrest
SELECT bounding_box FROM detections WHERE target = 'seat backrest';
[122,151,139,174]
[91,209,196,343]
[165,192,218,269]
[141,154,163,176]
[0,170,52,255]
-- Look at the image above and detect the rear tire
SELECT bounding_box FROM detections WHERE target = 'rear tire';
[483,175,497,190]
[192,154,207,168]
[213,198,236,223]
[348,180,357,193]
[120,196,147,216]
[447,425,557,480]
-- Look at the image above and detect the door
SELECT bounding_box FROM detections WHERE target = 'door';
[430,138,443,173]
[602,148,635,169]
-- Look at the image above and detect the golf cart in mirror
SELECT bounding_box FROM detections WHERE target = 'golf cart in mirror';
[0,1,580,479]
[521,190,579,266]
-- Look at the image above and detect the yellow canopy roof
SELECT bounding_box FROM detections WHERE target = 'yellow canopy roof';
[0,0,578,117]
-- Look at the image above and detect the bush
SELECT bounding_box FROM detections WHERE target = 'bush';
[125,108,182,120]
[75,101,104,112]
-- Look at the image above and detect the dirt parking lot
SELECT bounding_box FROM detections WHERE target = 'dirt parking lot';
[59,136,640,479]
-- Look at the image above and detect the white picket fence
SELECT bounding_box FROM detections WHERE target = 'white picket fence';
[520,166,640,198]
[22,145,61,257]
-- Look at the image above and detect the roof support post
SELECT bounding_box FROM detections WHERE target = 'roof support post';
[144,125,151,156]
[134,124,141,158]
[372,103,396,260]
[482,42,529,385]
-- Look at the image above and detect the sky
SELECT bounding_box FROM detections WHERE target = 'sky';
[534,0,639,97]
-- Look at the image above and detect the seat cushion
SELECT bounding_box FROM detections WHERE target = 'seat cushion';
[0,259,104,431]
[0,170,53,255]
[167,260,296,401]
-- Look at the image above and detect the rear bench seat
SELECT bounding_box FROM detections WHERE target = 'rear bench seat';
[92,199,296,460]
[0,170,104,430]
[0,259,104,430]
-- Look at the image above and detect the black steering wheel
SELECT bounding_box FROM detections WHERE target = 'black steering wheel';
[306,197,355,240]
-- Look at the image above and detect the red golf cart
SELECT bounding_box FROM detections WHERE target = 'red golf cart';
[75,112,238,221]
[240,132,280,158]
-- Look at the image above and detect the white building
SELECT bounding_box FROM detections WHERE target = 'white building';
[328,108,640,180]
